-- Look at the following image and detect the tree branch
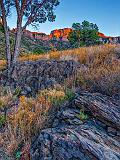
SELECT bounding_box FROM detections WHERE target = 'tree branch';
[21,0,27,17]
[22,0,47,30]
[15,0,21,18]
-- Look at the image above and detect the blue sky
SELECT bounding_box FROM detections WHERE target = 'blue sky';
[8,0,120,36]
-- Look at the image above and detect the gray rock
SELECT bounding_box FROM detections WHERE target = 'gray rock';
[31,123,120,160]
[108,127,117,136]
[0,60,80,93]
[30,92,120,160]
[75,92,120,129]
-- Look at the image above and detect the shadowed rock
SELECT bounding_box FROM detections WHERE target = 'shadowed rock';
[75,92,120,129]
[0,60,80,96]
[31,121,120,160]
[30,93,120,160]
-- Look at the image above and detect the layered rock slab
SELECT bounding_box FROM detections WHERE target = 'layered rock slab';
[75,92,120,129]
[31,121,120,160]
[31,92,120,160]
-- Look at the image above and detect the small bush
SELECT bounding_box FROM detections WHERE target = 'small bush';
[33,48,45,54]
[39,88,67,105]
[49,51,61,59]
[65,88,75,100]
[0,25,4,33]
[0,115,6,127]
[76,109,88,121]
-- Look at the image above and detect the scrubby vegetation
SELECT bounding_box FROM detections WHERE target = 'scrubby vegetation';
[1,44,120,93]
[0,85,74,159]
[1,44,120,96]
[0,44,120,159]
[49,44,120,96]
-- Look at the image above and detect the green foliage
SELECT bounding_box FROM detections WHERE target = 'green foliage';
[65,89,75,100]
[33,48,45,54]
[72,23,81,30]
[0,115,6,127]
[51,96,66,106]
[76,109,88,121]
[68,30,81,48]
[52,89,75,105]
[24,0,60,24]
[0,25,4,33]
[68,20,100,47]
[15,151,21,160]
[13,87,22,96]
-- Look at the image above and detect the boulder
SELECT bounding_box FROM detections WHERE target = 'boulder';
[31,121,120,160]
[75,92,120,129]
[30,93,120,160]
[0,60,80,93]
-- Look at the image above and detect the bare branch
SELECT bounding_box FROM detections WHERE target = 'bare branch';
[15,0,21,17]
[21,0,27,16]
[22,0,47,30]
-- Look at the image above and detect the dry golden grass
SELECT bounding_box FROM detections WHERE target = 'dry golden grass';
[19,53,49,61]
[0,60,6,70]
[0,94,49,156]
[0,44,119,68]
[0,54,49,70]
[0,44,120,158]
[1,44,120,96]
[0,87,73,158]
[43,44,120,96]
[69,44,120,95]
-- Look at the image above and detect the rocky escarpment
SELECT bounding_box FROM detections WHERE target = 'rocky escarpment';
[30,92,120,160]
[0,60,80,95]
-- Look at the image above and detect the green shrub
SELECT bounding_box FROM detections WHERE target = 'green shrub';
[76,109,88,121]
[0,115,6,127]
[33,48,45,54]
[0,25,4,33]
[13,87,22,96]
[65,89,75,100]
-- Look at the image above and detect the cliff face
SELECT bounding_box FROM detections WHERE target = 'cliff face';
[10,27,120,44]
[98,32,109,38]
[11,28,72,41]
[50,28,72,41]
[98,32,120,43]
[12,29,51,41]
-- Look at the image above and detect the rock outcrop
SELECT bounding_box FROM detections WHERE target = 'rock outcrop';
[12,29,51,41]
[0,60,80,95]
[11,26,120,43]
[75,92,120,129]
[50,28,72,41]
[30,92,120,160]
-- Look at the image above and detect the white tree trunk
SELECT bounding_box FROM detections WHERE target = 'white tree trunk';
[13,20,22,64]
[4,22,11,69]
[0,1,11,70]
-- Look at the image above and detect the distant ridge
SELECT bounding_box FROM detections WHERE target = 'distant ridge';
[0,16,119,43]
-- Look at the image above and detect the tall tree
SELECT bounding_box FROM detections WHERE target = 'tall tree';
[0,0,60,73]
[68,20,100,48]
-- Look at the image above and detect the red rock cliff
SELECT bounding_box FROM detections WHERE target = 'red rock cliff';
[11,27,120,43]
[50,28,72,40]
[12,29,51,41]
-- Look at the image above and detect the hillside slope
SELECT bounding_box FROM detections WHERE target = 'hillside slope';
[0,44,120,159]
[0,31,70,59]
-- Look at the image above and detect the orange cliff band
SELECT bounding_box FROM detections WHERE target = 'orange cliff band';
[9,25,120,43]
